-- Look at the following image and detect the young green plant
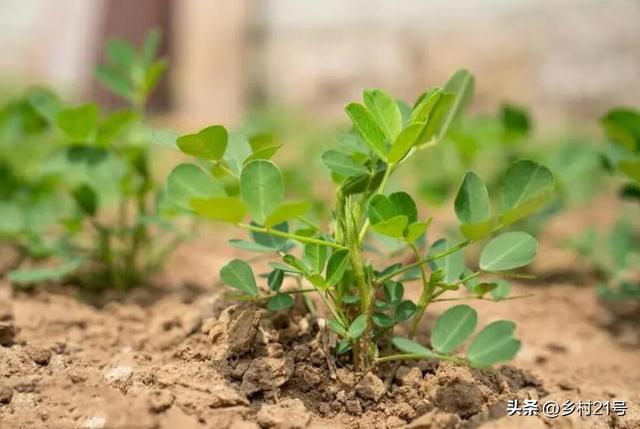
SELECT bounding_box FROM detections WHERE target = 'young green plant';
[4,30,187,290]
[167,69,555,371]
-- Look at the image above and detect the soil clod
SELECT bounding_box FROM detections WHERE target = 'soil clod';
[241,357,294,395]
[356,372,386,402]
[257,398,311,429]
[24,345,51,366]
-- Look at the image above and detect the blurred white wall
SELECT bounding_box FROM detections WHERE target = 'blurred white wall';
[0,0,103,96]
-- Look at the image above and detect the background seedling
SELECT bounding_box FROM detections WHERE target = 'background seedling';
[2,30,189,291]
[167,69,555,371]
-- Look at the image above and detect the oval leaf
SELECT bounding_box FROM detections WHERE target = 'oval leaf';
[177,125,228,160]
[326,249,350,286]
[431,305,478,354]
[479,232,538,272]
[467,321,521,368]
[240,160,284,224]
[267,269,284,291]
[363,89,402,141]
[455,171,490,224]
[345,103,388,159]
[220,259,258,296]
[498,160,554,226]
[166,163,223,211]
[267,293,294,311]
[348,314,368,339]
[321,150,368,177]
[264,201,311,228]
[191,197,246,223]
[387,122,424,163]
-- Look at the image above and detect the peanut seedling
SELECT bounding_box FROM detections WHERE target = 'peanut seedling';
[167,69,555,371]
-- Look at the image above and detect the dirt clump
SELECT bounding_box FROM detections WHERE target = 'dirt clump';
[257,398,311,429]
[355,372,386,402]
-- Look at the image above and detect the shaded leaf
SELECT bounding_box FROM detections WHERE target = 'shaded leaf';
[467,321,520,367]
[479,232,538,272]
[326,249,350,286]
[431,305,478,354]
[240,160,284,224]
[220,259,258,296]
[267,293,294,311]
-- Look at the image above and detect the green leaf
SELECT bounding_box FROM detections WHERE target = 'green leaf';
[283,254,310,275]
[428,238,465,284]
[267,293,294,311]
[26,87,63,122]
[9,257,84,285]
[368,194,396,224]
[391,337,434,357]
[455,172,490,224]
[501,104,530,138]
[252,222,290,250]
[436,69,475,141]
[304,241,329,273]
[491,280,512,301]
[240,160,284,225]
[264,201,311,227]
[467,321,521,368]
[363,89,402,141]
[394,300,417,321]
[387,122,425,163]
[473,283,497,297]
[321,150,368,177]
[479,232,538,272]
[371,215,409,238]
[95,65,133,99]
[177,125,228,160]
[328,319,348,337]
[72,184,98,216]
[431,305,478,354]
[373,313,395,328]
[143,60,167,95]
[410,88,443,124]
[106,39,135,70]
[326,249,350,286]
[268,269,284,291]
[336,338,352,355]
[56,104,99,141]
[190,197,246,223]
[618,159,640,184]
[498,160,554,226]
[228,239,278,253]
[244,144,282,164]
[459,218,498,241]
[142,28,161,66]
[601,108,640,152]
[166,163,223,211]
[384,281,404,304]
[389,192,418,223]
[609,220,633,269]
[220,259,258,296]
[405,222,428,243]
[348,314,368,339]
[345,102,388,159]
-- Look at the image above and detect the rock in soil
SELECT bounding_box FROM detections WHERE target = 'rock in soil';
[402,409,460,429]
[0,320,15,346]
[241,357,294,395]
[0,386,13,404]
[256,398,311,429]
[24,345,52,366]
[355,372,386,402]
[148,389,175,413]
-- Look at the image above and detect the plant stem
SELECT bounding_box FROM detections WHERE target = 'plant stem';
[237,223,347,250]
[376,352,468,365]
[214,160,240,180]
[431,293,535,303]
[377,239,473,284]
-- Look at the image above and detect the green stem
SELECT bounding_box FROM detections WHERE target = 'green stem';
[431,293,535,303]
[376,352,467,365]
[214,160,240,180]
[237,223,347,250]
[377,239,473,284]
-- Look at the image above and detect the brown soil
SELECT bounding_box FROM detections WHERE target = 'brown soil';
[1,210,640,429]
